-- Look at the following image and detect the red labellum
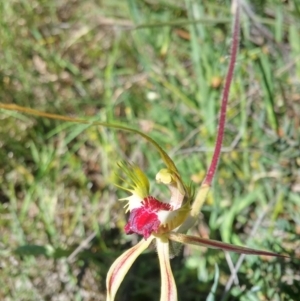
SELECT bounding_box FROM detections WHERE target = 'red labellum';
[124,196,172,239]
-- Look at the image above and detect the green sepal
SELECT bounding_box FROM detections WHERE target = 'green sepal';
[0,104,178,173]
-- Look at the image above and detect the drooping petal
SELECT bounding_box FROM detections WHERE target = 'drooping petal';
[156,237,177,301]
[106,237,154,301]
[168,232,288,258]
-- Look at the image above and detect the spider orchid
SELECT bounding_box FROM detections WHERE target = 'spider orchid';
[0,1,287,301]
[106,3,286,301]
[106,163,285,301]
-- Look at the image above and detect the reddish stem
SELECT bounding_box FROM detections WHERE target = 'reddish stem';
[203,3,240,186]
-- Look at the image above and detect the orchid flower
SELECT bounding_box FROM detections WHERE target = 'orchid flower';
[105,3,286,301]
[0,1,287,301]
[106,162,285,301]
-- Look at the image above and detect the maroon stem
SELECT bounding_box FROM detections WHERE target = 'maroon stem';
[203,3,240,186]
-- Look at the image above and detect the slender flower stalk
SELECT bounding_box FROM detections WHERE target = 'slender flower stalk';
[203,0,240,186]
[190,0,240,218]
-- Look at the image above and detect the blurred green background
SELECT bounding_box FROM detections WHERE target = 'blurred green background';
[0,0,300,300]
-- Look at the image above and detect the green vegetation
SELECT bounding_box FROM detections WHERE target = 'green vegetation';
[1,0,300,300]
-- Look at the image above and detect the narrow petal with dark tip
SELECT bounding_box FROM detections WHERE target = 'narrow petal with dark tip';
[106,237,154,301]
[157,237,177,301]
[168,232,287,258]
